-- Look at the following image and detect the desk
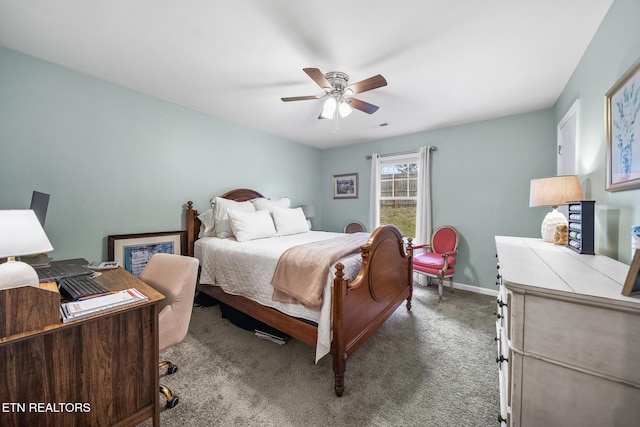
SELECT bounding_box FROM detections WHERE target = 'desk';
[0,267,164,427]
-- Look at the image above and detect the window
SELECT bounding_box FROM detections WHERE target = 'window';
[370,147,433,245]
[379,154,419,238]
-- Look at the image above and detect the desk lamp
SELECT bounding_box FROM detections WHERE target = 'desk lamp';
[529,175,583,243]
[0,210,54,290]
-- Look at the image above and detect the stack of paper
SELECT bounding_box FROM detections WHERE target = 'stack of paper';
[60,288,148,323]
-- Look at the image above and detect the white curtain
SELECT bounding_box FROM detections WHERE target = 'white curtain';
[369,153,380,230]
[415,146,433,246]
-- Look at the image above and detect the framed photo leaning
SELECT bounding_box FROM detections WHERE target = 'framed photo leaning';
[622,249,640,296]
[332,173,358,199]
[108,231,186,276]
[605,58,640,192]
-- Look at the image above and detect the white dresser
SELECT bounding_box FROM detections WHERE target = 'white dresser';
[495,236,640,427]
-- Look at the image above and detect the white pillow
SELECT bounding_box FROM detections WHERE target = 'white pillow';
[227,209,277,242]
[272,207,310,236]
[197,208,215,238]
[213,197,256,239]
[251,197,291,212]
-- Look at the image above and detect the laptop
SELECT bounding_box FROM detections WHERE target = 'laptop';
[35,259,94,282]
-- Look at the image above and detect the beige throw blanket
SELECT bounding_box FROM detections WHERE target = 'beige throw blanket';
[270,232,370,310]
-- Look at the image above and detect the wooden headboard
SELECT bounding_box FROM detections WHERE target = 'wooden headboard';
[185,188,265,256]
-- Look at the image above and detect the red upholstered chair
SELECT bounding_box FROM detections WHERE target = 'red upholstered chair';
[413,226,459,302]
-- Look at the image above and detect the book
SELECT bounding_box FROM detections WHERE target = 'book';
[60,288,148,322]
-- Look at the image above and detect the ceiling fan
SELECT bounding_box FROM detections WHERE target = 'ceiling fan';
[281,68,387,121]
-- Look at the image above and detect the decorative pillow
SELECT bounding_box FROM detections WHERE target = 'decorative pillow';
[213,197,256,239]
[251,197,291,212]
[271,206,310,236]
[227,208,277,242]
[197,208,215,238]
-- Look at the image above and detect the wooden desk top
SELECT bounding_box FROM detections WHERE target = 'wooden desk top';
[93,267,165,300]
[0,267,164,343]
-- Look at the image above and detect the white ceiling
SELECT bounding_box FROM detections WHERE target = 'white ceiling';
[0,0,614,149]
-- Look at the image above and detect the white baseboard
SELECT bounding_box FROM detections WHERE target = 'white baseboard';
[452,282,498,297]
[414,274,497,297]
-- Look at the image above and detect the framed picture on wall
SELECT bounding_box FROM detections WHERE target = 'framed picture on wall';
[333,173,358,199]
[108,231,186,276]
[605,58,640,192]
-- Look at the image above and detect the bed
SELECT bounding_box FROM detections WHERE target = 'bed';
[184,188,413,396]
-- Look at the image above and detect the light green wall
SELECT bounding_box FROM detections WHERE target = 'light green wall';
[320,110,555,290]
[554,0,640,263]
[0,48,321,262]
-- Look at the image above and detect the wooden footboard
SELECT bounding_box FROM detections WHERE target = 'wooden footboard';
[331,224,413,396]
[185,194,413,396]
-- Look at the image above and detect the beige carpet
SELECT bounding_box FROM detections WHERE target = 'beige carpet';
[153,284,499,426]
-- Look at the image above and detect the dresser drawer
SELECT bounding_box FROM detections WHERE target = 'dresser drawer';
[522,294,640,385]
[519,355,640,427]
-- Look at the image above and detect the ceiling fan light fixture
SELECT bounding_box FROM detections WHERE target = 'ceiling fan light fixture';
[282,68,387,131]
[338,100,352,118]
[320,96,337,119]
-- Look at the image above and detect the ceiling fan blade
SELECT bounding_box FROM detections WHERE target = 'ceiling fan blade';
[346,74,387,94]
[303,68,331,89]
[348,98,380,114]
[281,95,318,102]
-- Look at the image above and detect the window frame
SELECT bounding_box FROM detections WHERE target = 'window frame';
[377,153,420,238]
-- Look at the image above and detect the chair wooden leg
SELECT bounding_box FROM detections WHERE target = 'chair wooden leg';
[438,277,444,302]
[449,277,454,293]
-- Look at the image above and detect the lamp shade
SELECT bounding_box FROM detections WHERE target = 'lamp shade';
[300,205,316,218]
[529,175,583,207]
[338,101,352,118]
[0,210,53,258]
[320,97,337,119]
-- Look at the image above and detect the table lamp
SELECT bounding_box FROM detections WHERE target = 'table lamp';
[0,210,54,290]
[529,175,583,243]
[300,204,315,229]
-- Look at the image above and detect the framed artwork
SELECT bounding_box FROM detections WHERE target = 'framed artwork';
[333,173,358,199]
[605,58,640,192]
[621,249,640,296]
[108,231,186,276]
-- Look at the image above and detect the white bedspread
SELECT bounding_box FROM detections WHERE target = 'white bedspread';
[194,231,363,362]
